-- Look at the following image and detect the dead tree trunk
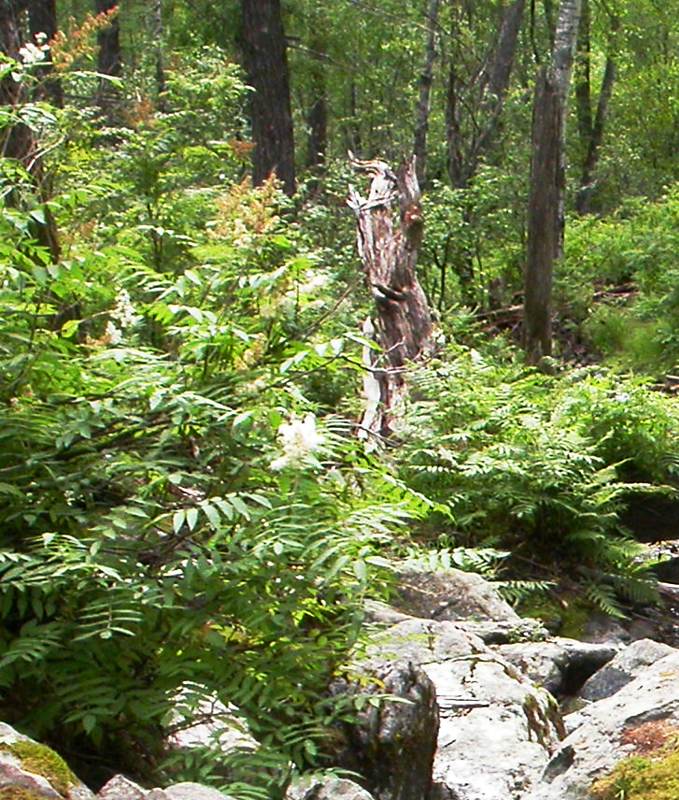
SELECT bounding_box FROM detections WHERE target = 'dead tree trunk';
[524,0,581,365]
[348,154,434,438]
[413,0,441,185]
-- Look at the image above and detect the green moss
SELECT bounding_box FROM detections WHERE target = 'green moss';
[0,788,48,800]
[0,739,76,796]
[592,745,679,799]
[518,594,591,639]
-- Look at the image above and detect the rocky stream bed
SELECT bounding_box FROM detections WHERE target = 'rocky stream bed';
[5,565,679,800]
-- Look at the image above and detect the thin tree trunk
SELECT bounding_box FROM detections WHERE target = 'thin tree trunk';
[28,0,62,106]
[152,0,166,111]
[306,37,327,171]
[413,0,441,185]
[574,0,592,146]
[241,0,295,196]
[575,54,615,213]
[524,0,581,365]
[1,0,60,262]
[464,0,526,181]
[445,60,464,187]
[348,154,434,437]
[95,0,121,112]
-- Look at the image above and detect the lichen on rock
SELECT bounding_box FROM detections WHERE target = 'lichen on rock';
[0,741,75,797]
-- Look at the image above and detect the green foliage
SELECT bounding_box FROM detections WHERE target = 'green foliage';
[397,343,668,614]
[591,739,679,800]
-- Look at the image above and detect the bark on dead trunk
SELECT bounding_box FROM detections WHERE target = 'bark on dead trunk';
[348,154,434,438]
[413,0,441,186]
[524,0,581,365]
[241,0,296,196]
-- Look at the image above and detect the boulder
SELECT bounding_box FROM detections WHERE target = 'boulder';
[393,568,521,624]
[146,783,232,799]
[525,649,679,799]
[578,638,676,702]
[332,656,439,800]
[352,614,563,800]
[286,775,376,800]
[0,722,95,800]
[498,638,617,697]
[96,774,146,799]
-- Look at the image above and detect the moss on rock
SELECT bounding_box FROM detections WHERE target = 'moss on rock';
[0,739,75,796]
[591,732,679,800]
[0,789,49,800]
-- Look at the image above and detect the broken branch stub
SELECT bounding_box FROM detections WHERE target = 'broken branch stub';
[348,153,434,438]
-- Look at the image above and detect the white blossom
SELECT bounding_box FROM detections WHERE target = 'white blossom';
[614,392,631,403]
[105,320,123,345]
[271,414,323,470]
[18,42,47,65]
[111,289,140,328]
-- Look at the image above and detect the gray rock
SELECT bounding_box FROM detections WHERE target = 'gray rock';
[578,638,676,702]
[525,649,679,800]
[456,618,549,646]
[498,638,617,697]
[393,568,521,624]
[356,615,563,800]
[0,721,95,800]
[96,774,146,799]
[332,655,439,800]
[147,783,232,799]
[286,775,376,800]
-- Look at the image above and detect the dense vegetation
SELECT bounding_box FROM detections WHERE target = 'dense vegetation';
[0,0,677,797]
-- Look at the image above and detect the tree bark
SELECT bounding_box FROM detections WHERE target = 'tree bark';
[348,155,434,437]
[241,0,295,196]
[152,0,166,111]
[0,0,60,261]
[95,0,121,111]
[305,37,327,171]
[413,0,441,185]
[524,0,581,364]
[445,60,464,187]
[27,0,62,106]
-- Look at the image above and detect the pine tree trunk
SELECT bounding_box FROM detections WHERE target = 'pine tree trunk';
[241,0,295,196]
[413,0,441,185]
[524,0,581,365]
[348,155,434,437]
[95,0,121,112]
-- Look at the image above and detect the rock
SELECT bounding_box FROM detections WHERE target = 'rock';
[581,612,631,646]
[96,774,146,799]
[455,618,549,646]
[352,615,563,800]
[286,775,376,800]
[525,649,679,800]
[0,722,95,800]
[332,656,439,800]
[146,783,232,799]
[498,638,617,697]
[578,638,676,702]
[393,568,521,624]
[167,692,257,754]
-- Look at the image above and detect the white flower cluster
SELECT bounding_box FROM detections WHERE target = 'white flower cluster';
[19,35,49,66]
[111,289,140,329]
[271,414,323,471]
[104,320,123,345]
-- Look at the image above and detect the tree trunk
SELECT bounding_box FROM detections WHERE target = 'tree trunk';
[241,0,295,196]
[445,60,464,187]
[95,0,121,112]
[306,37,327,171]
[28,0,62,106]
[152,0,166,111]
[347,155,434,437]
[524,0,581,365]
[1,0,60,262]
[413,0,441,185]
